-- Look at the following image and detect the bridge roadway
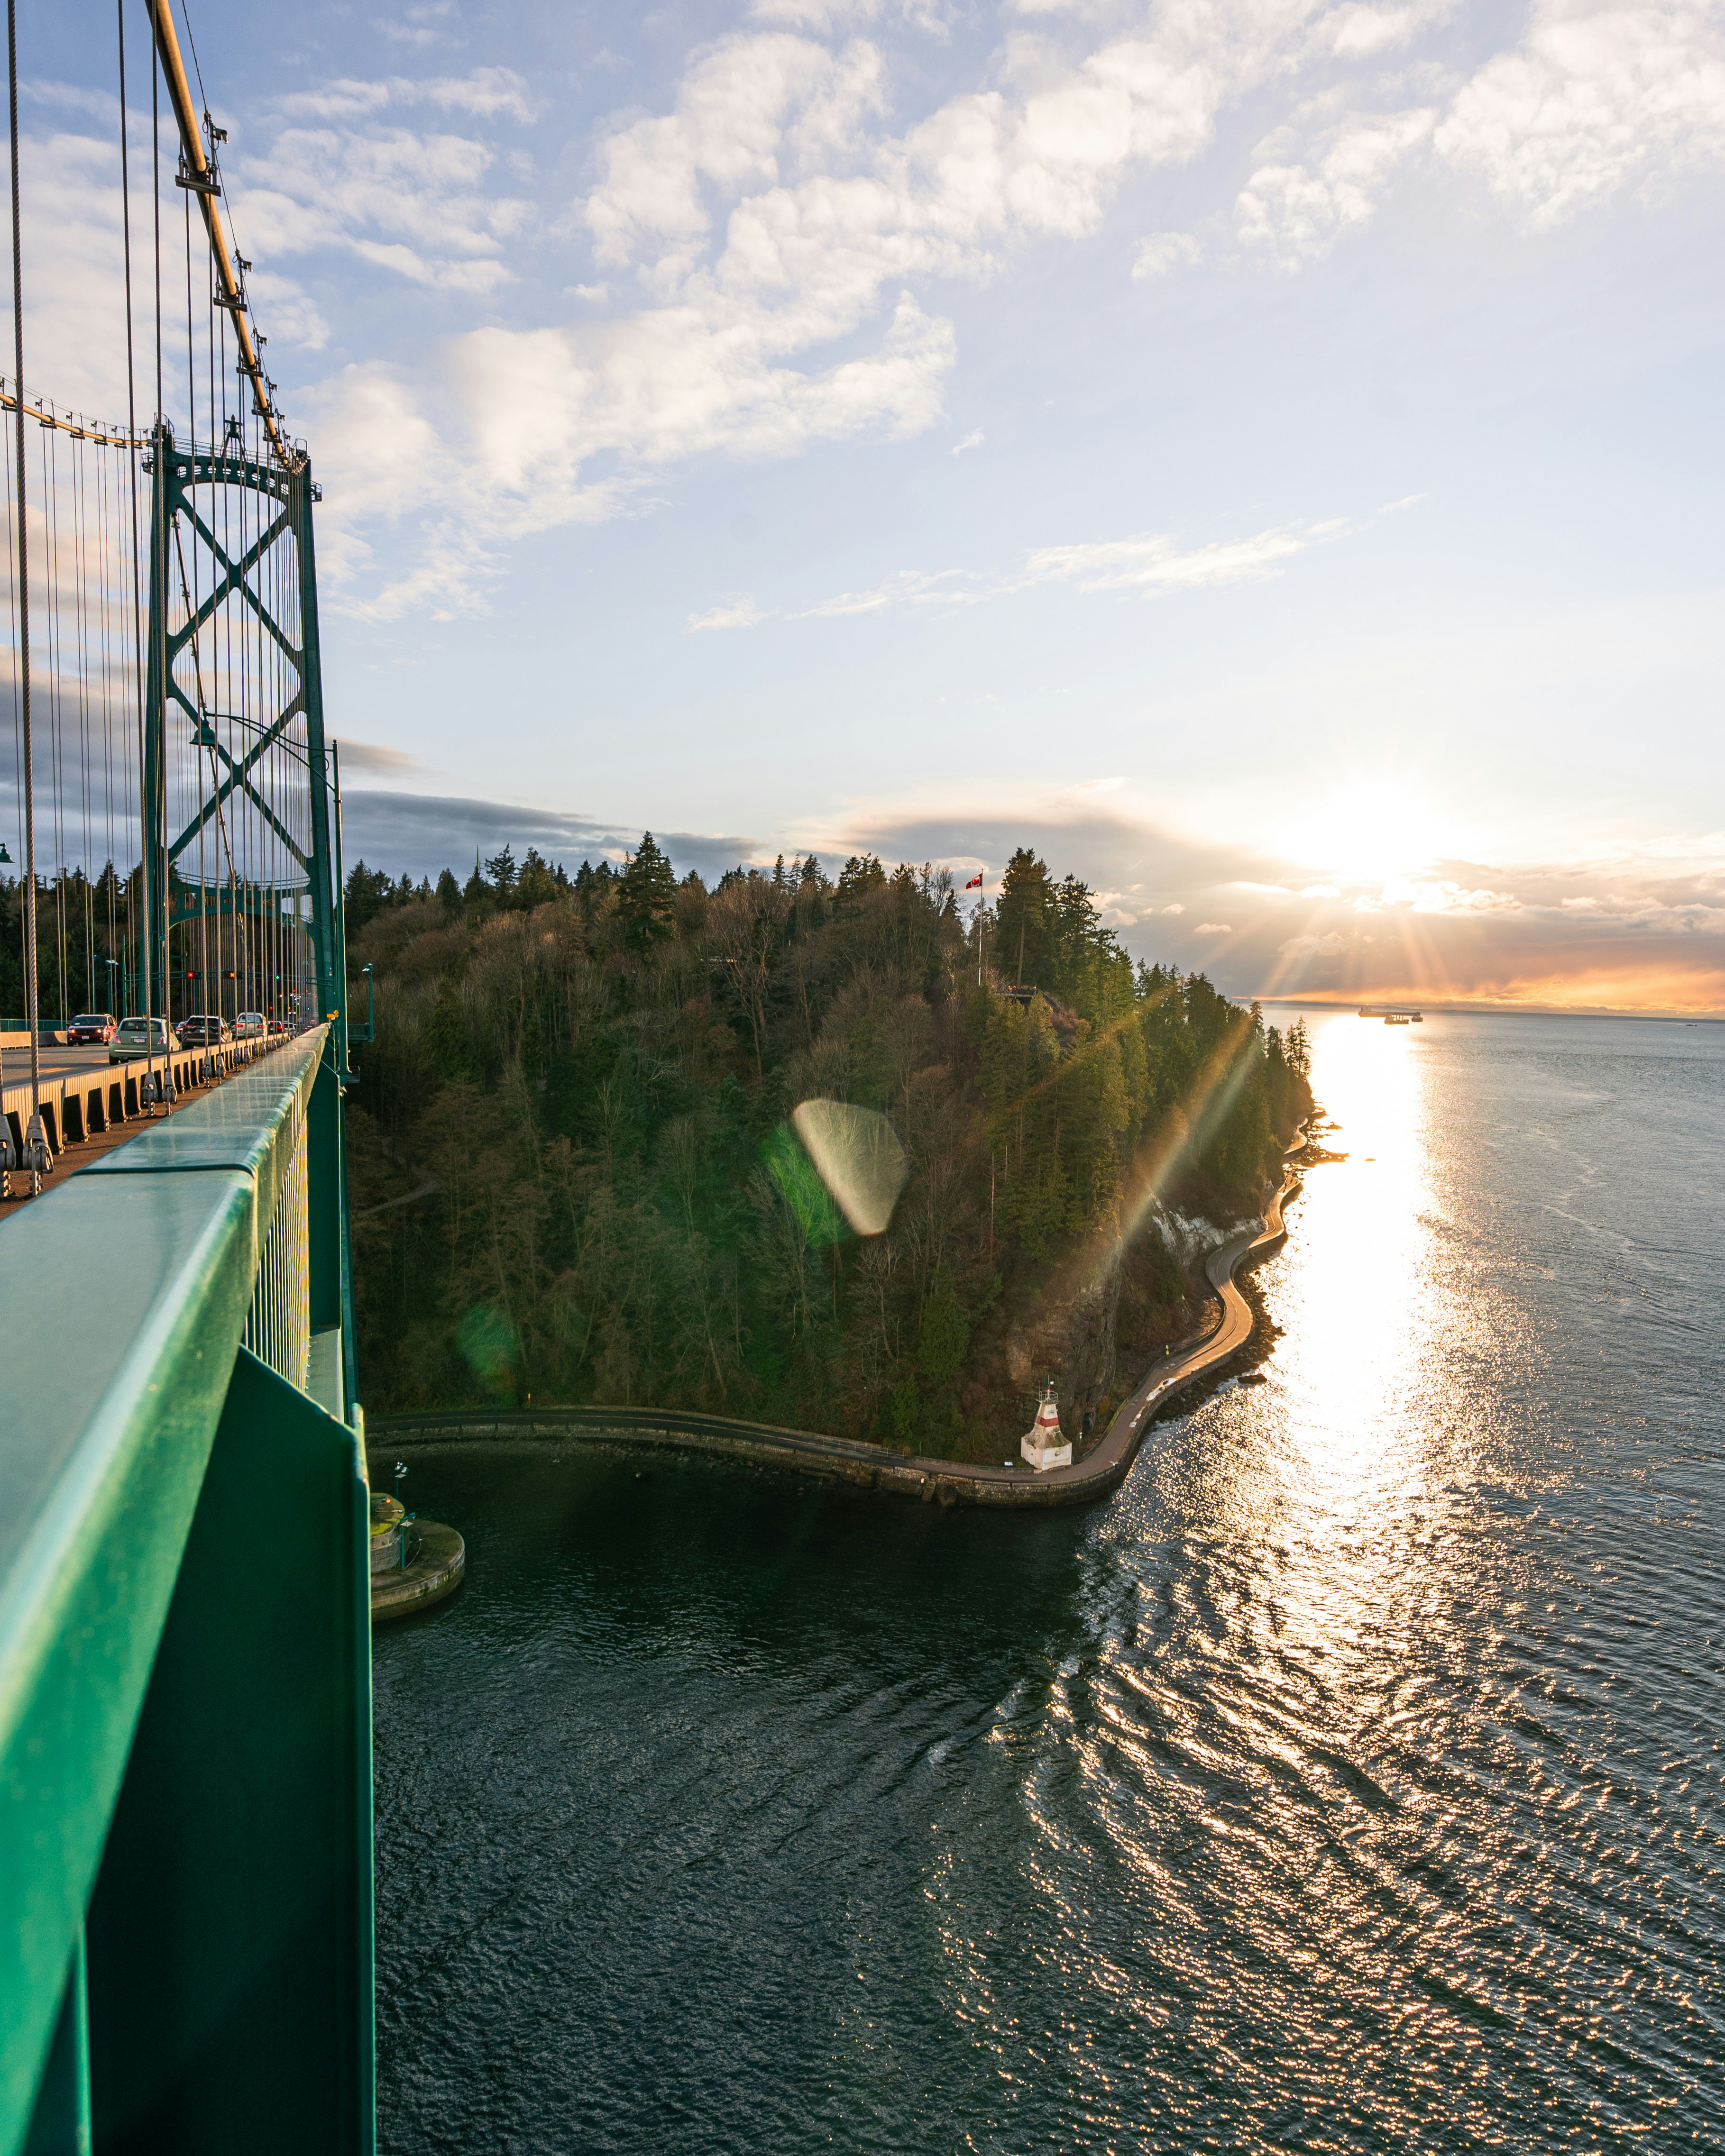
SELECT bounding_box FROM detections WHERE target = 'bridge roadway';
[0,1035,290,1198]
[371,1133,1309,1513]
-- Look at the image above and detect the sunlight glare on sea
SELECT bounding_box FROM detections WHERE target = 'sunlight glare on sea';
[375,1009,1725,2154]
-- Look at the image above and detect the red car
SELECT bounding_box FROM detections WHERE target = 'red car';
[67,1012,118,1045]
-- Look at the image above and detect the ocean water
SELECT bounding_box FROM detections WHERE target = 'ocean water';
[373,1011,1725,2152]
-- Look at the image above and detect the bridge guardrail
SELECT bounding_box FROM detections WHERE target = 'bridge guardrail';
[0,1023,373,2156]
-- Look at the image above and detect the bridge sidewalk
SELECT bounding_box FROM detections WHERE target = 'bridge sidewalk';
[0,1043,282,1222]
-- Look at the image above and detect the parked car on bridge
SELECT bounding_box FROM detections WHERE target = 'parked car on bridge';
[109,1016,171,1063]
[235,1010,266,1039]
[67,1013,117,1045]
[176,1014,230,1048]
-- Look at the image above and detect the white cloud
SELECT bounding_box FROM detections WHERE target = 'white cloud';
[1132,228,1201,278]
[376,3,459,52]
[1161,902,1185,914]
[584,35,890,285]
[1436,0,1725,228]
[684,507,1365,632]
[233,120,531,295]
[951,428,985,453]
[245,269,330,351]
[273,69,538,125]
[1237,107,1435,266]
[1093,890,1140,926]
[311,288,954,616]
[284,0,1725,614]
[1318,2,1455,60]
[688,596,771,630]
[1017,515,1349,592]
[313,7,1357,611]
[338,738,420,774]
[750,0,874,25]
[1195,921,1233,933]
[1377,875,1516,912]
[795,565,977,617]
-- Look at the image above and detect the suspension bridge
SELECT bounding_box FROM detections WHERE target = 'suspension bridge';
[0,5,373,2151]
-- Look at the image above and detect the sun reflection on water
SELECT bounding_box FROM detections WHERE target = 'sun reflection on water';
[374,1011,1725,2153]
[1272,1011,1462,1507]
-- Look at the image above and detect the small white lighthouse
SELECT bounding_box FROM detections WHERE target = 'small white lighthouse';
[1021,1381,1073,1471]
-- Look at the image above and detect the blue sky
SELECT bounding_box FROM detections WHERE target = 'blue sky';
[16,0,1725,1008]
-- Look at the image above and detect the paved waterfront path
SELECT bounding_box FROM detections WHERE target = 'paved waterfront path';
[1021,1129,1307,1503]
[373,1134,1308,1513]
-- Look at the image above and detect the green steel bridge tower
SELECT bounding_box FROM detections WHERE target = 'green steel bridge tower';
[0,4,376,2149]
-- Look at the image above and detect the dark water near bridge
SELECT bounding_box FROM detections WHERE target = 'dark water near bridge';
[373,1011,1725,2151]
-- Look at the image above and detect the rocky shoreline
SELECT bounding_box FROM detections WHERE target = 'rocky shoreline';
[368,1132,1310,1513]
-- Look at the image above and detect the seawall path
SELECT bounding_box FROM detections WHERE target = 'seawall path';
[369,1135,1307,1513]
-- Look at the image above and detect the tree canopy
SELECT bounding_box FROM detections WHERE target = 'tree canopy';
[345,841,1312,1462]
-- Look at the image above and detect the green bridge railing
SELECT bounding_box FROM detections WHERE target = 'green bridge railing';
[0,1025,373,2156]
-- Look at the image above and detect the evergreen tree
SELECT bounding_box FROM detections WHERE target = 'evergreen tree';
[575,859,615,913]
[343,860,394,935]
[342,827,1313,1459]
[616,832,678,957]
[995,847,1052,987]
[833,854,886,909]
[515,847,558,909]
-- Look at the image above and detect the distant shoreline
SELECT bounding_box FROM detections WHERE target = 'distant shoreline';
[1253,999,1725,1024]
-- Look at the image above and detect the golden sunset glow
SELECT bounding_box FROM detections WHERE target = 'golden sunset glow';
[1276,783,1465,888]
[1279,964,1725,1018]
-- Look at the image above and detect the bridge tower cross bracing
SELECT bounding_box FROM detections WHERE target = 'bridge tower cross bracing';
[140,431,345,1062]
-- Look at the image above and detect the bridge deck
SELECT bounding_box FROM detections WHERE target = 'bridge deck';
[0,1038,291,1215]
[0,1025,373,2154]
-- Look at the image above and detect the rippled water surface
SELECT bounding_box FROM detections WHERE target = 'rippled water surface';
[374,1013,1725,2152]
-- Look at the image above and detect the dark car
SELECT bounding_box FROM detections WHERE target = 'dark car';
[176,1014,230,1048]
[67,1012,117,1045]
[267,1017,290,1037]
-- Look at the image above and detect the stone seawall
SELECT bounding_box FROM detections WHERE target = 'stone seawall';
[367,1129,1307,1515]
[368,1407,1101,1511]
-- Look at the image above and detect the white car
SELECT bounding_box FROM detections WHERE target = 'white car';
[109,1015,171,1063]
[234,1011,266,1039]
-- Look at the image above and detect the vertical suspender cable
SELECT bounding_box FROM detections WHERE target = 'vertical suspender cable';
[1,343,13,1145]
[148,2,163,1087]
[181,170,193,1040]
[7,0,46,1180]
[97,434,115,994]
[119,0,144,1023]
[76,434,93,1013]
[43,423,64,1027]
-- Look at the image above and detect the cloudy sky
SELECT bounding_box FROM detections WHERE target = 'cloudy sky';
[17,0,1725,1010]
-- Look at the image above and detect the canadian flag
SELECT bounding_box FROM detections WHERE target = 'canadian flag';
[964,874,983,889]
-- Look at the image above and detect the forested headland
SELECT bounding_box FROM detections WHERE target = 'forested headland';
[346,839,1312,1463]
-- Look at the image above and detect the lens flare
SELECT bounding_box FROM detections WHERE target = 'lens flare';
[791,1099,909,1236]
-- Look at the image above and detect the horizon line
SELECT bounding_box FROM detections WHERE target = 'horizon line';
[1253,996,1725,1023]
